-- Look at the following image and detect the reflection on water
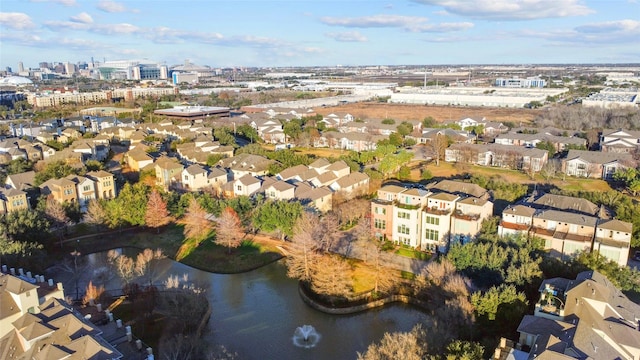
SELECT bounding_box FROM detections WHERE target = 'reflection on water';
[47,248,430,360]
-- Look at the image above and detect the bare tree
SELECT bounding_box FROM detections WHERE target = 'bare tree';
[362,238,397,294]
[83,200,106,230]
[107,250,136,285]
[182,198,213,244]
[214,207,244,253]
[286,212,321,282]
[317,212,341,252]
[540,159,559,182]
[135,248,166,286]
[427,133,449,166]
[45,196,69,247]
[310,254,352,297]
[357,324,426,360]
[145,190,171,233]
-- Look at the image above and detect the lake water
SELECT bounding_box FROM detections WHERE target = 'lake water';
[48,248,429,360]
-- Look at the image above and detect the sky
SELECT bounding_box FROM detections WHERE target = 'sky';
[0,0,639,69]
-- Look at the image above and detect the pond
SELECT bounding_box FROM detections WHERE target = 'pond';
[48,248,429,360]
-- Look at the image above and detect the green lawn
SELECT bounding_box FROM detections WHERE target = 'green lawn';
[61,224,283,274]
[394,247,432,261]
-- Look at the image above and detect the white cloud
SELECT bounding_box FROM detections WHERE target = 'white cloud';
[97,0,136,13]
[408,22,474,32]
[413,0,594,20]
[519,19,640,45]
[0,12,36,30]
[320,14,472,33]
[325,31,368,42]
[321,14,428,28]
[30,0,76,6]
[575,19,640,33]
[44,19,141,35]
[70,12,93,24]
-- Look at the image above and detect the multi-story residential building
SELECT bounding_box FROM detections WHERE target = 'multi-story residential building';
[600,128,640,153]
[497,193,632,265]
[498,204,536,237]
[562,149,635,179]
[5,171,36,191]
[422,192,458,252]
[446,143,548,172]
[219,154,275,179]
[154,157,184,190]
[514,271,640,359]
[182,164,209,191]
[65,175,96,209]
[264,180,296,201]
[125,149,154,172]
[0,271,65,338]
[0,188,29,214]
[494,132,586,152]
[39,178,78,204]
[371,181,493,252]
[393,188,431,248]
[531,209,598,260]
[329,172,370,199]
[86,170,116,200]
[450,197,493,245]
[593,219,632,266]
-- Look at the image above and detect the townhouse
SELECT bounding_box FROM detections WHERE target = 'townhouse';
[181,164,229,191]
[600,128,640,153]
[446,143,548,172]
[494,132,587,153]
[154,156,184,190]
[512,271,640,360]
[0,188,29,214]
[562,149,635,179]
[371,180,493,253]
[498,193,632,265]
[85,170,116,200]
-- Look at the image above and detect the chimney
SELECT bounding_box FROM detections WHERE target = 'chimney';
[56,282,63,291]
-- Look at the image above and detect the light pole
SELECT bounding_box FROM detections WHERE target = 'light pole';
[71,247,81,301]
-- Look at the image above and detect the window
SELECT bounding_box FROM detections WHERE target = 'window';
[425,216,439,225]
[64,188,73,195]
[375,207,386,215]
[83,185,91,191]
[237,185,242,191]
[425,229,439,241]
[374,219,386,230]
[397,211,410,219]
[12,199,24,207]
[25,291,30,297]
[397,224,410,235]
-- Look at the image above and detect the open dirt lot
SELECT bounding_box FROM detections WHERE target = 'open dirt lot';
[315,102,540,123]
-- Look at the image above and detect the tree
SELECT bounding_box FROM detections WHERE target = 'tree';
[357,324,426,360]
[145,190,171,233]
[286,212,321,282]
[471,284,528,336]
[117,182,149,226]
[427,133,450,166]
[215,207,243,253]
[442,340,485,360]
[45,197,69,246]
[83,200,106,229]
[310,254,352,297]
[182,198,213,243]
[135,248,166,286]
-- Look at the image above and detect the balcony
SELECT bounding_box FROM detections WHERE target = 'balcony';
[499,221,530,231]
[453,210,480,221]
[423,206,451,216]
[595,237,631,249]
[394,201,421,210]
[534,291,565,320]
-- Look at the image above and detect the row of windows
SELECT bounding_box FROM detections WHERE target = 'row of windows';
[425,229,439,241]
[424,216,439,225]
[374,206,386,215]
[397,211,410,219]
[398,224,410,235]
[374,219,386,230]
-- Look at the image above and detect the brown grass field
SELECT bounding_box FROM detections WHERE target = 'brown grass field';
[315,102,540,123]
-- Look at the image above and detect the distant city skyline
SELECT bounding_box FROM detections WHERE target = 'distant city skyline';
[0,0,639,69]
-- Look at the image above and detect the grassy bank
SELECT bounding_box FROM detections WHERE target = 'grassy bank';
[59,224,284,274]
